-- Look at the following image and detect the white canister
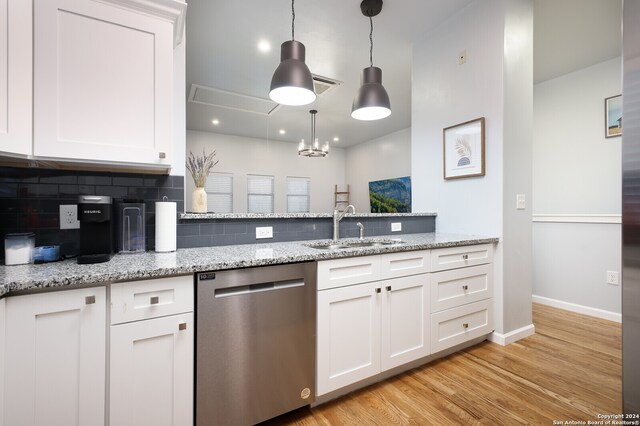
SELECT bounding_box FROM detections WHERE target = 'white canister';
[5,233,35,265]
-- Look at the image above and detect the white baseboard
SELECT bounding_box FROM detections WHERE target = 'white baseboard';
[532,295,621,323]
[489,324,535,346]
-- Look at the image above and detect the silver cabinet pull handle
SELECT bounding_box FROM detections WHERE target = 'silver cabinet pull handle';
[150,296,160,305]
[462,254,469,260]
[375,288,381,294]
[178,323,187,331]
[85,296,96,305]
[463,323,469,329]
[385,286,392,292]
[462,285,469,291]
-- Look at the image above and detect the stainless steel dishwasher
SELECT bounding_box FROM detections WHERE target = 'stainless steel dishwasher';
[196,262,316,426]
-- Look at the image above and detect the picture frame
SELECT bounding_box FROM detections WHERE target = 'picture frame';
[443,117,485,180]
[605,95,622,138]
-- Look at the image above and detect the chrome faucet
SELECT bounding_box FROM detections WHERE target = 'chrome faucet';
[356,222,364,240]
[333,205,355,240]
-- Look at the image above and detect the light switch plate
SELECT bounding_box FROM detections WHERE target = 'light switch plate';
[391,222,402,232]
[59,204,80,229]
[256,226,273,239]
[516,194,526,210]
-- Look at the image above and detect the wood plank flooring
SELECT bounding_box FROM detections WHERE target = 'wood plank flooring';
[263,303,622,425]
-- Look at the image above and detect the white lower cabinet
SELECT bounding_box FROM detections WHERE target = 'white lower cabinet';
[317,268,430,396]
[381,275,430,371]
[317,245,494,397]
[110,312,194,426]
[317,281,381,395]
[109,276,194,426]
[2,287,106,426]
[430,299,493,353]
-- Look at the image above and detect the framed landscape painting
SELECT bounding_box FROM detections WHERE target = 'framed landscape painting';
[369,177,412,213]
[443,117,485,179]
[605,95,622,138]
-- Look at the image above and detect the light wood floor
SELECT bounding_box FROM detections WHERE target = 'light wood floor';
[263,303,622,425]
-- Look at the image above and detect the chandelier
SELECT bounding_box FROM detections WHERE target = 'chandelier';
[298,109,329,157]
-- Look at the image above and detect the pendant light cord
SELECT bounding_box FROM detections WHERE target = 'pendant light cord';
[369,16,374,67]
[291,0,296,40]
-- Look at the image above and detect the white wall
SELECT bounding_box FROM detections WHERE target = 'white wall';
[345,128,411,212]
[412,0,533,336]
[186,130,346,213]
[533,57,622,315]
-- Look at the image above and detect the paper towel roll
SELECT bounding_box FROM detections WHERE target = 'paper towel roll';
[155,201,177,252]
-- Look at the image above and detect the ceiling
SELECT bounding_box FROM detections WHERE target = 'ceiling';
[533,0,622,84]
[186,0,622,148]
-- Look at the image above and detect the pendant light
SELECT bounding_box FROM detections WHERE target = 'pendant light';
[351,0,391,121]
[298,110,329,157]
[269,0,316,106]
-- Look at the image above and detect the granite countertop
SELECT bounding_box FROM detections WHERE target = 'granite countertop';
[180,212,438,220]
[0,233,498,297]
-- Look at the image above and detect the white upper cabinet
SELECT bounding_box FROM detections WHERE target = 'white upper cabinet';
[33,0,184,169]
[0,0,32,156]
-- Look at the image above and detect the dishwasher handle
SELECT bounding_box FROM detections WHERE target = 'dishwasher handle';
[213,279,304,298]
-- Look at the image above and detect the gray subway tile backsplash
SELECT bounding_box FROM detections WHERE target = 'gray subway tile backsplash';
[0,166,436,259]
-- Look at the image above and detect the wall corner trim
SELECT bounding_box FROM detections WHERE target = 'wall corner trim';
[488,324,535,346]
[532,295,622,323]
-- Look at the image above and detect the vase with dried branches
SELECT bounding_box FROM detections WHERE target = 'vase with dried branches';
[186,149,219,213]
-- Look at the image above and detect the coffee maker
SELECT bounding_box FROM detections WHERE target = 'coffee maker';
[77,195,113,264]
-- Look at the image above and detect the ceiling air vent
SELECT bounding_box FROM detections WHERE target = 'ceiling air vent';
[312,74,342,97]
[188,84,279,115]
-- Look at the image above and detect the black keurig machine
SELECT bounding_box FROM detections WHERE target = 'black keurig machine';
[77,195,113,264]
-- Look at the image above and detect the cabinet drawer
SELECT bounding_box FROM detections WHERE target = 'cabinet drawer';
[380,250,430,279]
[111,275,194,325]
[430,264,493,312]
[317,256,381,290]
[431,244,493,272]
[430,299,493,353]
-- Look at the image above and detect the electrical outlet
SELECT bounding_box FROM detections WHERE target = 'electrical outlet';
[458,49,467,65]
[59,204,80,230]
[391,222,402,232]
[606,270,619,286]
[255,226,273,239]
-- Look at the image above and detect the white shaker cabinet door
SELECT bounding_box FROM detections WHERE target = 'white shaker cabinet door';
[33,0,173,168]
[317,282,381,396]
[110,312,194,426]
[0,0,32,157]
[2,287,106,426]
[381,274,430,371]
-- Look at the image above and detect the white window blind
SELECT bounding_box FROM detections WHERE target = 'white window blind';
[247,174,274,213]
[287,177,310,213]
[205,172,233,213]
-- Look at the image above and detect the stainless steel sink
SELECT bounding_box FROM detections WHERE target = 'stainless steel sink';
[306,239,404,250]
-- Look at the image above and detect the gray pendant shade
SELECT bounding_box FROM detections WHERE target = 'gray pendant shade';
[351,66,391,121]
[269,40,316,106]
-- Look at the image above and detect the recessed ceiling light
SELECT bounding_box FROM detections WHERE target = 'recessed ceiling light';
[279,129,286,135]
[258,40,271,53]
[333,137,339,142]
[211,119,220,125]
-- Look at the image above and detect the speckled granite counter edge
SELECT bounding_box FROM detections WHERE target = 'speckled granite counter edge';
[0,234,498,298]
[180,212,438,220]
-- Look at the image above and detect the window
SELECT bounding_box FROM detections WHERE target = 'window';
[247,174,274,213]
[205,172,233,213]
[287,177,310,213]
